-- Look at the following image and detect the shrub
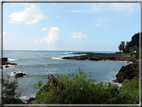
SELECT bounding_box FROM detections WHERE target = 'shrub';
[31,68,139,104]
[2,76,23,104]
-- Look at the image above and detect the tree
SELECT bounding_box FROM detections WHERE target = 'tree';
[2,76,23,104]
[124,42,130,53]
[129,33,139,48]
[118,41,125,52]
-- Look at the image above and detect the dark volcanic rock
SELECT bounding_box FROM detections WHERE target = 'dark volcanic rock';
[116,72,128,83]
[5,65,9,68]
[10,63,17,65]
[116,64,138,83]
[62,52,140,83]
[89,57,102,61]
[26,97,36,104]
[1,57,8,62]
[14,72,28,78]
[112,79,117,83]
[1,57,17,65]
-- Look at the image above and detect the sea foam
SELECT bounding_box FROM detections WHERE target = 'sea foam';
[8,58,18,61]
[51,57,62,60]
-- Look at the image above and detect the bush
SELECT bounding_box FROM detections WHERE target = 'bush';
[31,68,139,104]
[116,52,123,54]
[2,76,23,104]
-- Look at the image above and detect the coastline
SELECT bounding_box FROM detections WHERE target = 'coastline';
[1,51,140,103]
[62,52,140,83]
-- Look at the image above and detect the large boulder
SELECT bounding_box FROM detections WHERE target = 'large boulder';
[116,72,128,83]
[14,72,28,78]
[116,64,138,83]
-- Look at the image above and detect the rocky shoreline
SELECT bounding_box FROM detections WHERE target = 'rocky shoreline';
[63,52,140,83]
[1,58,17,66]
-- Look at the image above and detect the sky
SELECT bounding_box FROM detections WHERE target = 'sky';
[2,2,140,51]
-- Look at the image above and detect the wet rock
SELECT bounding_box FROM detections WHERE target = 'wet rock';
[26,97,36,104]
[10,63,17,65]
[5,65,9,68]
[89,57,102,61]
[1,57,8,62]
[2,58,17,65]
[112,79,117,83]
[14,72,28,78]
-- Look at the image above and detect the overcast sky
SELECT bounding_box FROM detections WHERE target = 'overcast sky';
[3,2,140,51]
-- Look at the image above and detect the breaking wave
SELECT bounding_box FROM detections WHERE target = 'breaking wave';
[8,58,18,61]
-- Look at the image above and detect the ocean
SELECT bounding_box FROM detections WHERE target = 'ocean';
[2,50,130,101]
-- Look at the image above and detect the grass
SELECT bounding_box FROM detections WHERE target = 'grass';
[116,52,139,58]
[31,68,139,104]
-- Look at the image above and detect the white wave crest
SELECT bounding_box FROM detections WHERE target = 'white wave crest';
[31,94,36,98]
[3,65,14,69]
[51,57,62,60]
[10,72,15,76]
[9,71,28,77]
[8,58,18,61]
[64,52,73,54]
[19,96,28,103]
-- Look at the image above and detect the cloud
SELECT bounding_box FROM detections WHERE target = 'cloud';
[99,17,110,21]
[69,10,82,13]
[91,3,105,13]
[9,4,44,24]
[55,15,61,19]
[110,3,139,16]
[70,32,87,39]
[96,24,111,26]
[41,27,48,31]
[34,27,61,44]
[96,24,101,26]
[69,3,138,16]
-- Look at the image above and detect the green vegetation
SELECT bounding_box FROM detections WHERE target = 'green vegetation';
[31,68,139,104]
[118,32,141,58]
[2,76,23,104]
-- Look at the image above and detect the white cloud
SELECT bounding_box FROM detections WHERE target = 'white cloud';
[34,27,61,44]
[55,15,61,19]
[96,24,111,26]
[70,32,87,39]
[9,4,44,24]
[110,3,139,16]
[91,3,105,13]
[69,3,106,13]
[99,17,110,21]
[69,3,138,16]
[96,24,101,26]
[70,10,82,13]
[41,27,48,31]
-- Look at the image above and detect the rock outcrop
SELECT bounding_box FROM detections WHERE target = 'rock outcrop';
[26,97,36,104]
[115,58,140,83]
[63,52,140,83]
[14,72,28,78]
[62,52,137,62]
[1,57,17,66]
